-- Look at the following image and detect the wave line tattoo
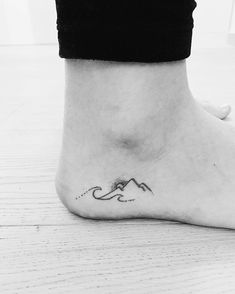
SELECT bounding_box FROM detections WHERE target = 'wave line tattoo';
[76,178,154,203]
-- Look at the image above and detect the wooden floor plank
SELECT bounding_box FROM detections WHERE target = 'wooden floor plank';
[1,224,235,294]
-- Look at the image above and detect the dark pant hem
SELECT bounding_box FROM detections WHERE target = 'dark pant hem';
[57,26,193,62]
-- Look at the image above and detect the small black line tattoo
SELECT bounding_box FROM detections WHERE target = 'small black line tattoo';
[75,178,154,203]
[75,187,100,200]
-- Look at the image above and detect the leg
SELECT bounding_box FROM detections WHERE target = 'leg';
[55,1,235,229]
[55,0,231,120]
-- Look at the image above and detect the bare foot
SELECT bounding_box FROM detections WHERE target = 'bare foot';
[55,59,235,230]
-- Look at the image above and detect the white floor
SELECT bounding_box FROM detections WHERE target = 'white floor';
[1,45,235,294]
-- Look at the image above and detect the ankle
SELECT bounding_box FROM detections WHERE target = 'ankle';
[64,59,195,149]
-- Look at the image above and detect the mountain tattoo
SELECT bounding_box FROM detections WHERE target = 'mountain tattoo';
[75,178,153,203]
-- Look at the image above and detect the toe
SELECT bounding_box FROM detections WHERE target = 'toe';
[201,102,231,120]
[219,104,232,119]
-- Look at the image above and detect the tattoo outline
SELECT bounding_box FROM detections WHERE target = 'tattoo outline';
[76,178,153,203]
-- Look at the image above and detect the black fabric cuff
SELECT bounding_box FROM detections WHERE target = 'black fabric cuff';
[56,0,196,63]
[57,25,193,62]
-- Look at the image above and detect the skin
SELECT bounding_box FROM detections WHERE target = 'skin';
[55,59,235,230]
